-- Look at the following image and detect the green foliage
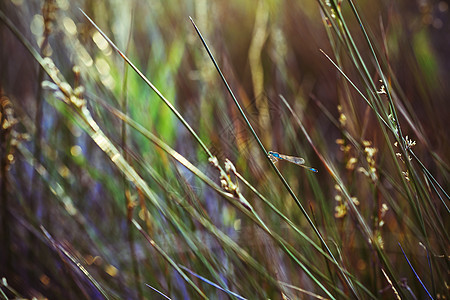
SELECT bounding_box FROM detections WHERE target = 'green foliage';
[1,0,448,299]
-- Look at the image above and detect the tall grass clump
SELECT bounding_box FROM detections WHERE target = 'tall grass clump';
[1,0,448,299]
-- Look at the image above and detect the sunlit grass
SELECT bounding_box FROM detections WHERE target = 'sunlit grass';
[0,0,448,299]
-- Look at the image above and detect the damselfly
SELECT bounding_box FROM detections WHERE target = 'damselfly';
[268,151,318,173]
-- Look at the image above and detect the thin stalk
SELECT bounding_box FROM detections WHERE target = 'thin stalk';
[169,188,336,299]
[79,9,213,159]
[329,1,448,209]
[119,6,143,299]
[189,17,359,297]
[132,220,207,299]
[279,94,387,298]
[145,284,172,300]
[345,0,405,147]
[40,226,111,299]
[30,0,53,214]
[0,14,253,296]
[0,99,11,276]
[399,244,434,299]
[91,94,343,298]
[179,265,248,300]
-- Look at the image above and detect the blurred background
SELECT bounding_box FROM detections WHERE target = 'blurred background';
[1,0,449,299]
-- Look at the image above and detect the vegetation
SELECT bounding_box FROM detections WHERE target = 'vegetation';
[1,0,448,299]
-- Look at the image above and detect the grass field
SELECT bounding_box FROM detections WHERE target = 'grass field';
[1,0,449,299]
